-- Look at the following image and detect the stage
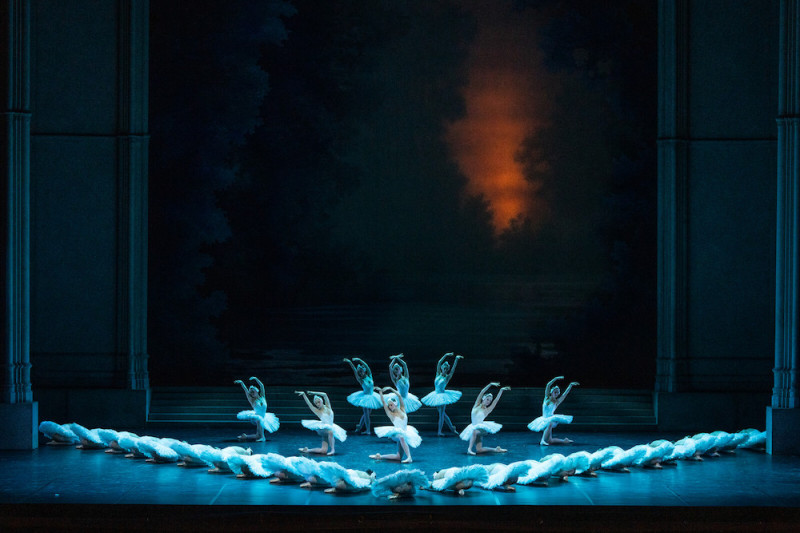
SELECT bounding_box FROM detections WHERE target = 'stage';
[1,427,799,531]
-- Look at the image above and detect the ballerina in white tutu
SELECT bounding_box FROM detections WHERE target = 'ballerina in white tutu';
[344,357,382,435]
[528,375,578,445]
[460,382,510,455]
[295,390,346,456]
[389,353,422,413]
[234,376,279,442]
[420,352,463,436]
[369,386,421,463]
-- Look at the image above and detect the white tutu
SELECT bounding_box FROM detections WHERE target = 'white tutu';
[347,390,382,409]
[137,437,180,463]
[317,461,373,492]
[527,414,573,432]
[237,410,280,433]
[401,392,422,413]
[431,465,489,492]
[374,425,422,448]
[68,423,105,448]
[301,419,347,442]
[260,453,305,482]
[459,421,502,441]
[483,461,534,489]
[420,389,461,407]
[38,421,79,444]
[371,469,429,498]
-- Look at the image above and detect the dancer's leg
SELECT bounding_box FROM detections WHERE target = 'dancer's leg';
[362,408,371,435]
[442,409,457,434]
[540,423,553,445]
[326,432,336,455]
[399,438,412,463]
[437,407,446,436]
[467,431,477,455]
[355,411,366,433]
[299,439,328,455]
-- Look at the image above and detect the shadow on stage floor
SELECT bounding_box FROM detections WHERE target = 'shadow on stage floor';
[1,427,799,531]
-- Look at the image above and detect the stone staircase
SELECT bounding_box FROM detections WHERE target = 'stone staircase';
[147,386,656,432]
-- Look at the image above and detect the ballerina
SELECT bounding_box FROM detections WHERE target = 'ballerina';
[234,376,279,442]
[317,462,375,494]
[528,375,578,445]
[344,357,382,435]
[430,465,489,496]
[370,386,421,463]
[460,382,510,455]
[38,421,79,446]
[420,352,463,436]
[371,469,429,499]
[388,353,422,413]
[296,390,346,456]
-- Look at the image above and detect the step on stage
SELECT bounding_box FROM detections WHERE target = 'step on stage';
[1,427,799,532]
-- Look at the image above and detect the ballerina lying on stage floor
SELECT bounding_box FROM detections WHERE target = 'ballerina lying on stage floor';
[389,353,421,413]
[295,390,346,456]
[420,352,463,436]
[369,386,421,463]
[344,357,382,435]
[234,376,279,442]
[528,375,578,445]
[460,382,510,455]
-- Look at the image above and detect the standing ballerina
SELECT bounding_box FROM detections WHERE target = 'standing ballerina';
[296,390,346,456]
[389,353,421,413]
[420,352,463,436]
[528,376,578,445]
[460,382,510,455]
[344,357,382,435]
[369,386,421,463]
[234,376,279,442]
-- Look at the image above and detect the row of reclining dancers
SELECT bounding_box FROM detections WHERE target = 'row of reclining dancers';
[38,419,767,499]
[234,353,574,461]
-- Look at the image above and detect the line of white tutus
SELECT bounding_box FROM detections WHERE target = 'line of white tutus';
[36,421,767,498]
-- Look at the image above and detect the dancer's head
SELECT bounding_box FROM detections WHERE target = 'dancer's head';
[313,395,323,408]
[247,386,259,399]
[356,364,366,377]
[391,363,402,377]
[550,386,561,400]
[387,395,398,411]
[441,361,450,374]
[482,393,493,407]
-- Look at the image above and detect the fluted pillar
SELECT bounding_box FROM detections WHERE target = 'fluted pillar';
[116,0,150,392]
[656,0,690,393]
[769,0,800,455]
[0,0,36,449]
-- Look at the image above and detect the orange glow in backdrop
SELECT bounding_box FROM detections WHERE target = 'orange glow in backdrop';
[446,8,548,233]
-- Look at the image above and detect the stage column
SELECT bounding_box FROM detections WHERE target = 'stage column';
[0,0,36,450]
[656,0,690,396]
[769,0,800,455]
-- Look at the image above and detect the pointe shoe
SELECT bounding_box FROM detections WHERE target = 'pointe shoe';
[540,440,549,446]
[496,446,507,453]
[326,450,335,456]
[401,457,412,463]
[298,447,309,453]
[467,450,476,456]
[369,453,382,460]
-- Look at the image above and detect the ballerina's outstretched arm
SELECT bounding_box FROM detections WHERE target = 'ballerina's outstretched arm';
[343,358,364,383]
[234,379,249,395]
[544,376,563,399]
[352,358,372,378]
[554,381,579,408]
[250,376,266,398]
[435,353,452,376]
[307,390,330,408]
[383,386,406,412]
[485,385,510,416]
[473,382,497,409]
[295,391,320,416]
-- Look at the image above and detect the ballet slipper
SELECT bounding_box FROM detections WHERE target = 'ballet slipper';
[401,457,412,463]
[467,450,476,456]
[326,450,335,456]
[496,446,507,453]
[369,453,382,460]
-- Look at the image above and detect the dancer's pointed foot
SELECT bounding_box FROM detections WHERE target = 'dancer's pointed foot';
[255,437,266,442]
[563,438,573,444]
[467,449,476,456]
[437,432,446,437]
[506,485,517,492]
[457,489,465,496]
[300,482,311,488]
[401,457,412,464]
[324,487,336,494]
[369,453,382,460]
[495,446,507,453]
[361,430,370,435]
[540,440,549,446]
[299,447,309,454]
[326,450,335,456]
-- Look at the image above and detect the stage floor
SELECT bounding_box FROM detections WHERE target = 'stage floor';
[1,427,799,530]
